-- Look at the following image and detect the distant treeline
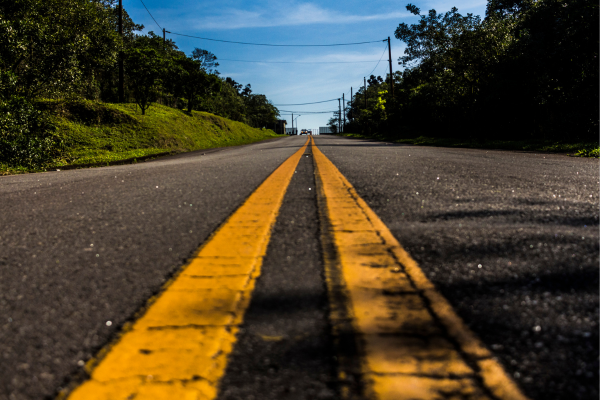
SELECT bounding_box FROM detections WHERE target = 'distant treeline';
[334,0,598,142]
[0,0,278,167]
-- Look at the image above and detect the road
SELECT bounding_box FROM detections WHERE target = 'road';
[0,135,597,400]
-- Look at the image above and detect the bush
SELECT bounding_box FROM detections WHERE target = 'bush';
[0,96,63,168]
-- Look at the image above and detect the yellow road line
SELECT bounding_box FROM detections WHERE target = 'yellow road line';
[311,137,528,400]
[62,138,310,400]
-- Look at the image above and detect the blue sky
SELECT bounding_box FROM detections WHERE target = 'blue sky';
[127,0,488,129]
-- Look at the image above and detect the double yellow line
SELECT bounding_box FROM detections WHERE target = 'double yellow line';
[312,138,527,400]
[61,137,528,400]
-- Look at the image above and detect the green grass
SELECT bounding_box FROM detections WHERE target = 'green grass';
[1,100,282,175]
[337,133,599,157]
[572,147,600,158]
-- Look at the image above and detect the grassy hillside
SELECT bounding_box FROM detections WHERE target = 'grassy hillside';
[1,100,281,174]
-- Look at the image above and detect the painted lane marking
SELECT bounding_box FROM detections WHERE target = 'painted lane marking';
[311,137,529,400]
[62,138,310,400]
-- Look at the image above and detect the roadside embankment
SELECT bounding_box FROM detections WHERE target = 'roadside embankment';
[1,100,281,175]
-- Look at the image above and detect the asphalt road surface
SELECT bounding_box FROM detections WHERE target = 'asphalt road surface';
[0,135,597,400]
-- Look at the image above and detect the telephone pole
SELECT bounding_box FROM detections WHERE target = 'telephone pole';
[118,0,124,103]
[291,113,294,135]
[387,36,394,99]
[342,93,346,132]
[338,98,341,133]
[364,77,367,109]
[163,28,166,51]
[350,87,353,122]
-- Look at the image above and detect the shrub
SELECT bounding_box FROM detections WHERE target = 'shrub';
[0,95,63,169]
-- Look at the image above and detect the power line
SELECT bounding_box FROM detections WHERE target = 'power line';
[279,110,337,114]
[136,0,386,117]
[134,2,384,48]
[341,44,389,109]
[169,31,385,47]
[274,99,338,106]
[279,111,337,114]
[219,59,384,64]
[367,43,388,77]
[133,2,387,50]
[139,0,162,30]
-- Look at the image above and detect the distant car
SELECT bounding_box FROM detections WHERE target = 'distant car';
[300,129,308,135]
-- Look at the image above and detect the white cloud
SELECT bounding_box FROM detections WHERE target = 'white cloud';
[423,0,488,14]
[222,48,392,64]
[187,2,409,30]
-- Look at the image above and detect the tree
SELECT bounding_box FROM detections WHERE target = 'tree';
[173,55,221,113]
[244,94,278,128]
[0,0,120,99]
[392,4,516,137]
[241,84,253,97]
[395,4,484,75]
[224,77,243,94]
[344,73,394,136]
[0,70,62,168]
[385,0,597,141]
[368,75,384,87]
[123,46,164,114]
[89,1,144,102]
[97,0,144,40]
[201,78,247,122]
[327,113,340,134]
[191,48,219,75]
[491,0,599,139]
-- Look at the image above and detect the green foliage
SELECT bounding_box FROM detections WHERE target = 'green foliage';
[244,94,279,128]
[171,54,221,113]
[198,78,278,128]
[123,46,165,115]
[327,114,339,134]
[389,5,522,137]
[395,5,483,71]
[0,98,281,174]
[0,0,123,169]
[344,75,389,135]
[350,89,389,135]
[0,0,120,99]
[337,132,598,157]
[348,1,598,143]
[573,147,600,158]
[0,89,63,168]
[201,79,247,122]
[191,48,219,75]
[43,101,280,168]
[0,0,279,172]
[115,33,277,126]
[490,0,599,139]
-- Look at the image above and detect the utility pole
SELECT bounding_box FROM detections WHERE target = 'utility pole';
[364,77,367,109]
[387,36,394,99]
[342,93,345,132]
[118,0,124,103]
[163,28,166,51]
[350,87,353,122]
[338,98,341,133]
[291,113,294,135]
